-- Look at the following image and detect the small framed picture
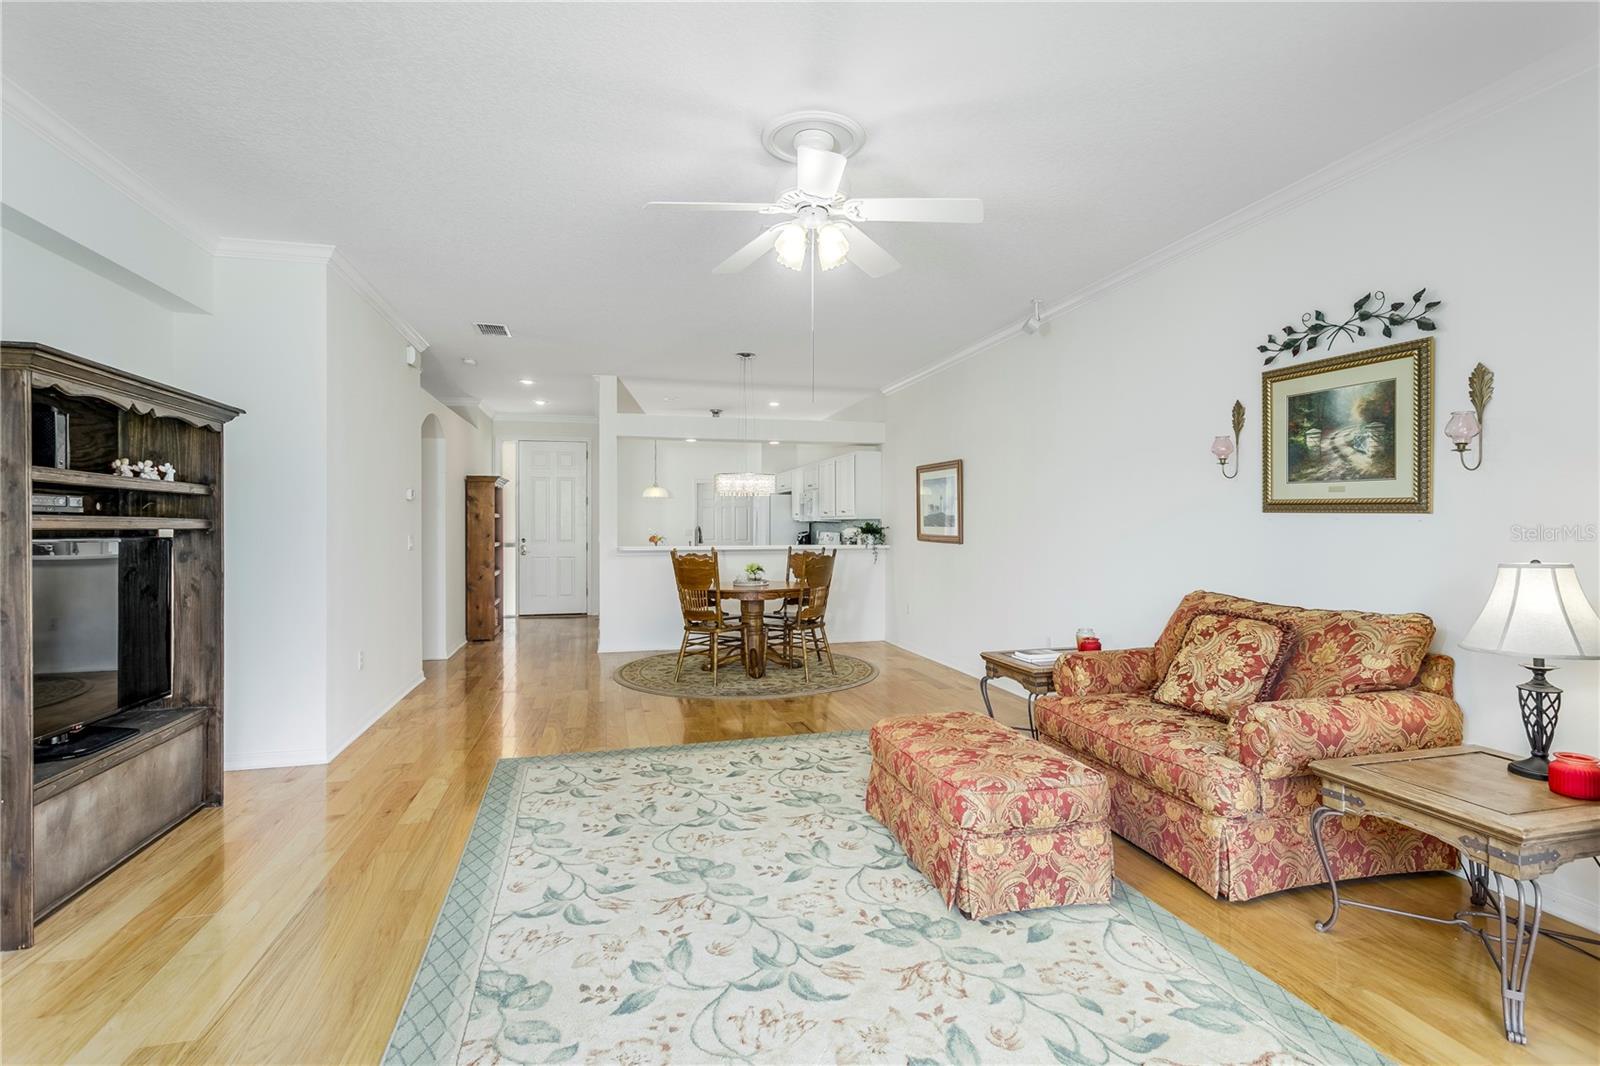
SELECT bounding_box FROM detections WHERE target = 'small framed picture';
[1262,338,1433,513]
[916,460,963,543]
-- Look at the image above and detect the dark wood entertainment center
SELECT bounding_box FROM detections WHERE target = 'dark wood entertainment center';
[1,342,242,951]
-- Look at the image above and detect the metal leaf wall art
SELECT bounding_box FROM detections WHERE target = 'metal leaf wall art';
[1257,289,1440,365]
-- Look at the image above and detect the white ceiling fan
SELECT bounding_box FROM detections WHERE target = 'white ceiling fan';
[645,111,983,278]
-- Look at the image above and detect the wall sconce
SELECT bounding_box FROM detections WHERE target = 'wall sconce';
[1212,401,1244,479]
[1444,362,1493,470]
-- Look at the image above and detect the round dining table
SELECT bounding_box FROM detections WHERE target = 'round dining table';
[717,583,802,678]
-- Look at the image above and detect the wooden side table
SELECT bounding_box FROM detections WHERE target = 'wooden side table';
[978,650,1066,737]
[1310,746,1600,1045]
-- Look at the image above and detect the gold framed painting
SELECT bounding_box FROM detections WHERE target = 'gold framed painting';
[916,459,963,543]
[1262,338,1433,513]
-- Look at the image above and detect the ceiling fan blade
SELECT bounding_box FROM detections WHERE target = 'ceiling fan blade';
[796,146,847,200]
[843,197,984,223]
[712,226,782,274]
[835,223,900,278]
[645,201,779,213]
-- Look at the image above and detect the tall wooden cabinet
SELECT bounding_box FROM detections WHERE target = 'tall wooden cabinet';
[465,476,508,641]
[1,342,242,950]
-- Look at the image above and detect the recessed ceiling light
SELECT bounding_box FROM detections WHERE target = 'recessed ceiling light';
[534,399,548,406]
[462,357,477,366]
[768,440,781,446]
[519,378,535,386]
[768,401,781,407]
[685,438,697,443]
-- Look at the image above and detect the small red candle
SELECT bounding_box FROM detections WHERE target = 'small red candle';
[1076,628,1101,652]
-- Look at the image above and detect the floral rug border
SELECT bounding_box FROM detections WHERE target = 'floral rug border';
[383,733,1386,1065]
[611,652,880,701]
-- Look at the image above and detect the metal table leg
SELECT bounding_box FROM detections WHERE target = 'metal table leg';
[979,674,996,720]
[1310,805,1546,1044]
[1025,691,1040,739]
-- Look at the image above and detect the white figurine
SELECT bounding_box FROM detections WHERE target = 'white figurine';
[111,457,135,478]
[137,459,160,480]
[157,462,177,482]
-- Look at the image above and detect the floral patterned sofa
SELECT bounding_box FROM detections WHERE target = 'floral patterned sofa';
[1032,590,1463,900]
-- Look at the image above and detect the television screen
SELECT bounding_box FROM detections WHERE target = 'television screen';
[32,537,172,741]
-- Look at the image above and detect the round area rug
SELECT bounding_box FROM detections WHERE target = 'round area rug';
[613,650,877,699]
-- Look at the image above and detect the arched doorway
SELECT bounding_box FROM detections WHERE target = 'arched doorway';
[420,414,448,660]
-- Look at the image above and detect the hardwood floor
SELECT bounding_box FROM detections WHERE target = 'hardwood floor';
[3,617,1597,1065]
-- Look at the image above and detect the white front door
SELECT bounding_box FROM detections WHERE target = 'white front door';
[695,481,753,545]
[517,440,589,614]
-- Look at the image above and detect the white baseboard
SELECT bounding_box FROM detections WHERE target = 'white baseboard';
[223,746,328,772]
[443,636,467,661]
[323,672,426,763]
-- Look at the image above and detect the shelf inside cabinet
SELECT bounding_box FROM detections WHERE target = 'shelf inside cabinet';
[31,466,211,496]
[32,515,211,531]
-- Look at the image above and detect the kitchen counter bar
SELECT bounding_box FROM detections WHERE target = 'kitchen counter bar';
[617,544,888,552]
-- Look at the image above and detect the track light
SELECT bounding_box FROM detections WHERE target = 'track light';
[1021,298,1044,334]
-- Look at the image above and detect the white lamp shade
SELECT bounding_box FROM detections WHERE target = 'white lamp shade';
[816,223,849,271]
[641,484,670,499]
[773,224,806,271]
[1460,562,1600,660]
[714,471,776,497]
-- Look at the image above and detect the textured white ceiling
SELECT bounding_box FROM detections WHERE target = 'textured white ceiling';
[2,3,1592,416]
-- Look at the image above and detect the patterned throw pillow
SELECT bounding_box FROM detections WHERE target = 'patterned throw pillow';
[1153,613,1289,720]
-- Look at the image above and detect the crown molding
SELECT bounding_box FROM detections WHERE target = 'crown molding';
[211,238,429,351]
[2,75,217,254]
[213,237,335,263]
[2,76,431,354]
[882,37,1599,396]
[487,410,599,425]
[328,249,430,352]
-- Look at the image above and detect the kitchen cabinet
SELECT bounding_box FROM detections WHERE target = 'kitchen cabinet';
[774,468,794,494]
[780,452,882,522]
[835,454,856,516]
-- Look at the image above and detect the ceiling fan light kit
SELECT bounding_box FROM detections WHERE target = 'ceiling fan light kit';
[647,111,982,278]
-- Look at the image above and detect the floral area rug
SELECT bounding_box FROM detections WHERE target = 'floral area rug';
[612,652,878,700]
[385,733,1384,1065]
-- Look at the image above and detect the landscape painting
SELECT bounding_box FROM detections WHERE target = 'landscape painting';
[916,460,963,543]
[1285,378,1396,483]
[1262,338,1432,514]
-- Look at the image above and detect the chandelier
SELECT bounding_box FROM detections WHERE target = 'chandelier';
[715,352,776,497]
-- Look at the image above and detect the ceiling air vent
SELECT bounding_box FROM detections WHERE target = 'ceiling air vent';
[474,322,511,337]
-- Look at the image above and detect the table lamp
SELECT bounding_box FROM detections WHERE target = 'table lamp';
[1460,560,1600,779]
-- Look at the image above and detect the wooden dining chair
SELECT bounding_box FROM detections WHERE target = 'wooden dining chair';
[670,549,742,686]
[777,551,837,680]
[765,547,832,629]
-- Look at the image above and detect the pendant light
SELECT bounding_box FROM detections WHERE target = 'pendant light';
[642,439,670,499]
[714,353,777,497]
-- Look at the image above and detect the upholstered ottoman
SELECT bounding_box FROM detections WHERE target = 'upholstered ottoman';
[865,710,1112,918]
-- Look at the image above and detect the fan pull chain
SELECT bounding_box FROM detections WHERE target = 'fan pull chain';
[809,229,816,403]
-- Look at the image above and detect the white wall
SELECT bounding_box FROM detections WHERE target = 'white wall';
[884,73,1600,926]
[1,227,178,379]
[427,398,495,650]
[171,256,332,768]
[324,269,427,759]
[617,439,760,545]
[4,104,495,770]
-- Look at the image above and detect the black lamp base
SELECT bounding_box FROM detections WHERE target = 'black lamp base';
[1507,754,1550,781]
[1509,658,1560,783]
